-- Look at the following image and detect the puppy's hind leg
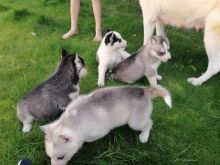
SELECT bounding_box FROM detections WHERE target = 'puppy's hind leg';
[17,106,34,133]
[139,118,153,143]
[187,9,220,86]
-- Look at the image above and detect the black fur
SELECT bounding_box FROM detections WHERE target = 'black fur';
[17,49,85,120]
[104,32,122,46]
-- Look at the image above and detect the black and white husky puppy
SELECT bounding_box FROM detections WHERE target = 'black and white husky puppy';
[96,30,130,87]
[108,36,171,86]
[17,49,87,133]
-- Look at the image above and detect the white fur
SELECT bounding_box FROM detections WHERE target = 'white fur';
[139,0,220,86]
[97,31,130,87]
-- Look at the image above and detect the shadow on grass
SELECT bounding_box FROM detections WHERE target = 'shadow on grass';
[42,0,68,6]
[0,4,10,12]
[13,9,31,20]
[33,15,61,33]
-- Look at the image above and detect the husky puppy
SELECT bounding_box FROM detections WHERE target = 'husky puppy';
[96,30,130,87]
[17,49,87,133]
[139,0,220,86]
[108,36,171,86]
[41,85,172,165]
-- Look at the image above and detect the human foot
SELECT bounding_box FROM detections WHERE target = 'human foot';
[62,29,78,40]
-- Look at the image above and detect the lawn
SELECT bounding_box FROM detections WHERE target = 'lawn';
[0,0,219,164]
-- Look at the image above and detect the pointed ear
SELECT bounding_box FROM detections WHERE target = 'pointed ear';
[61,48,68,58]
[74,54,80,63]
[106,28,111,33]
[40,124,51,134]
[149,36,156,44]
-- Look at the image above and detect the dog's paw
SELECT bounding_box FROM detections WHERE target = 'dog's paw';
[139,132,150,143]
[22,124,32,133]
[97,81,105,87]
[187,77,203,86]
[156,75,162,80]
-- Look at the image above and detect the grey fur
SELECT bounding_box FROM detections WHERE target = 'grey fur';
[41,85,171,165]
[108,36,171,86]
[17,49,87,133]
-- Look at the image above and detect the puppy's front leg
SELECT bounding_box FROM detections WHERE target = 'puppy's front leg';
[156,71,162,80]
[97,64,107,87]
[145,72,157,86]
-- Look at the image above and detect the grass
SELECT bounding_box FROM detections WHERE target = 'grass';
[0,0,219,164]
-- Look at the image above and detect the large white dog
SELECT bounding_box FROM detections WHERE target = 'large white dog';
[139,0,220,86]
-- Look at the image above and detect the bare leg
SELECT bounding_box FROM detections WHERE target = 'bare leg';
[62,0,80,40]
[92,0,102,41]
[187,8,220,86]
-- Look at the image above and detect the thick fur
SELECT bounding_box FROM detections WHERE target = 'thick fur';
[139,0,220,86]
[41,85,171,165]
[109,36,171,86]
[96,31,130,87]
[17,49,87,133]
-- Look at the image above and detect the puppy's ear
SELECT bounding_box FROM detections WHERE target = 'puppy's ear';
[149,36,156,44]
[74,54,80,64]
[61,48,68,58]
[106,28,111,33]
[40,124,51,134]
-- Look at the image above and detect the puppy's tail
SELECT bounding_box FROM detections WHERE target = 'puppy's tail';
[145,85,172,108]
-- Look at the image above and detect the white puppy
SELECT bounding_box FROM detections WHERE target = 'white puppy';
[41,85,171,165]
[96,30,130,87]
[139,0,220,86]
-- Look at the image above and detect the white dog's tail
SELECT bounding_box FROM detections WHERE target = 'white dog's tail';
[145,85,172,108]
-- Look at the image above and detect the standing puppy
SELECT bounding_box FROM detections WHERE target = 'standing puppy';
[139,0,220,86]
[96,30,130,87]
[41,85,171,165]
[109,36,171,86]
[17,49,87,133]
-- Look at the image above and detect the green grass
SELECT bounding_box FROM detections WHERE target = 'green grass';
[0,0,219,164]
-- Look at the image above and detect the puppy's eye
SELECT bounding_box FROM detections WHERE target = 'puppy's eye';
[57,155,65,160]
[158,51,165,56]
[118,39,121,43]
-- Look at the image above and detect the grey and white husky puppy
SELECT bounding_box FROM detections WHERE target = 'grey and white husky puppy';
[17,49,87,133]
[41,85,171,165]
[108,36,171,86]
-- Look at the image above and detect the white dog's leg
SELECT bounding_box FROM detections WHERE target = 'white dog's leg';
[139,119,153,143]
[143,18,155,45]
[146,73,157,86]
[187,9,220,86]
[97,64,107,87]
[156,21,166,36]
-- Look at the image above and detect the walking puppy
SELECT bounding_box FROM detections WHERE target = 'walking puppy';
[41,85,172,165]
[17,49,87,133]
[108,36,171,86]
[139,0,220,86]
[96,30,130,87]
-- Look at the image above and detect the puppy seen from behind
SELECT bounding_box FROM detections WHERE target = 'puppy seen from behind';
[17,49,87,133]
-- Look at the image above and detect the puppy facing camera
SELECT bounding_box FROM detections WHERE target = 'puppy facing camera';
[96,30,131,87]
[17,49,87,133]
[109,36,171,86]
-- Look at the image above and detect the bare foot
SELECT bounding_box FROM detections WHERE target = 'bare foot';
[62,29,78,40]
[93,35,102,42]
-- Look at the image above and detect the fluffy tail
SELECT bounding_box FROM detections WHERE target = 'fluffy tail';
[145,85,172,108]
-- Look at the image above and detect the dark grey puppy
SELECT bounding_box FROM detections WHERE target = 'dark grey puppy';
[108,36,171,86]
[17,49,87,133]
